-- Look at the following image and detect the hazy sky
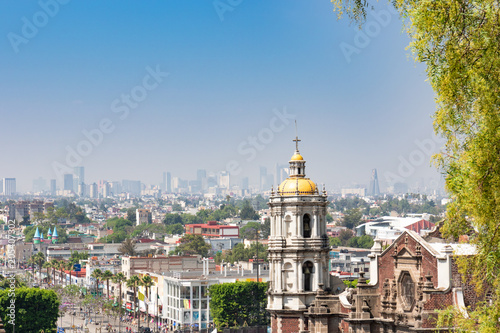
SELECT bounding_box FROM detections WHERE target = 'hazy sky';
[0,1,442,193]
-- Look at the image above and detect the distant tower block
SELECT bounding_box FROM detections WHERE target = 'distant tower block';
[369,168,380,196]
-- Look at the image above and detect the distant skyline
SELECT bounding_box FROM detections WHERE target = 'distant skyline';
[1,1,442,193]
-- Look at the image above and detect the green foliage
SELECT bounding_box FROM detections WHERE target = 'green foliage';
[329,236,341,247]
[0,275,27,289]
[126,208,137,223]
[99,217,135,243]
[176,234,211,256]
[347,235,374,249]
[240,222,262,240]
[338,229,354,246]
[326,214,334,222]
[240,200,259,220]
[69,251,89,265]
[341,208,363,229]
[332,1,500,331]
[209,281,268,329]
[105,217,134,229]
[165,223,184,235]
[0,287,60,332]
[221,243,267,264]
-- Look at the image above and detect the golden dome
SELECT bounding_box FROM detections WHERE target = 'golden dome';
[290,153,303,161]
[278,178,317,196]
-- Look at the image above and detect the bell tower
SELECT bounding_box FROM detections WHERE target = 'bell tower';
[267,136,329,333]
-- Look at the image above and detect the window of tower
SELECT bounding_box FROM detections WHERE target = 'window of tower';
[302,261,314,291]
[303,214,311,238]
[298,168,301,174]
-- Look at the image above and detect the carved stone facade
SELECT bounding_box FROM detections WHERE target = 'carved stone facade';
[267,142,482,333]
[304,229,480,333]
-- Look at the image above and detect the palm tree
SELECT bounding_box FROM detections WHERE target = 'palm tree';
[126,275,140,320]
[66,261,74,285]
[49,259,59,285]
[102,270,114,300]
[30,252,45,284]
[112,272,127,332]
[118,238,138,256]
[43,261,52,284]
[141,275,154,330]
[91,269,103,296]
[57,260,66,286]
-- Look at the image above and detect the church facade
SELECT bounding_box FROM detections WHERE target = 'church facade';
[267,139,482,333]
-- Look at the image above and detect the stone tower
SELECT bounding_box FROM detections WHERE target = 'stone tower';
[267,137,329,333]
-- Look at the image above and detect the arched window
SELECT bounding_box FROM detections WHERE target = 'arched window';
[302,261,314,291]
[303,214,311,238]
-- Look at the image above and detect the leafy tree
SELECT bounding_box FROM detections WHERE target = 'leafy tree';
[347,235,374,249]
[341,208,362,229]
[326,214,334,222]
[69,250,89,264]
[240,222,261,240]
[209,281,268,329]
[0,275,26,289]
[261,217,271,239]
[240,200,259,220]
[163,213,183,226]
[176,234,211,256]
[0,287,60,332]
[165,223,184,235]
[172,203,183,212]
[329,237,341,247]
[332,1,500,330]
[126,208,137,223]
[118,238,138,256]
[338,229,354,246]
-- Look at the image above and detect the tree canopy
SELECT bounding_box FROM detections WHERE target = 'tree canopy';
[175,234,211,257]
[332,0,500,330]
[0,287,60,332]
[209,281,268,329]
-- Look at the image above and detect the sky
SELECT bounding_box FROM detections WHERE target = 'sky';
[0,1,442,194]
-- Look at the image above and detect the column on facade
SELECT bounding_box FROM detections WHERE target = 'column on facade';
[312,212,318,237]
[276,259,283,292]
[297,259,303,292]
[296,213,302,237]
[313,259,319,291]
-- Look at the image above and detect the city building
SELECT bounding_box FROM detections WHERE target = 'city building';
[136,208,152,225]
[267,138,330,332]
[121,255,211,279]
[368,168,380,196]
[50,179,56,195]
[341,188,367,197]
[2,178,16,196]
[185,221,239,238]
[63,173,74,192]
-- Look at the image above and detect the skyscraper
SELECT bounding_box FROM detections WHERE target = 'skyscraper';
[368,168,380,196]
[63,174,74,192]
[50,179,56,195]
[166,172,171,193]
[2,178,16,196]
[73,166,85,190]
